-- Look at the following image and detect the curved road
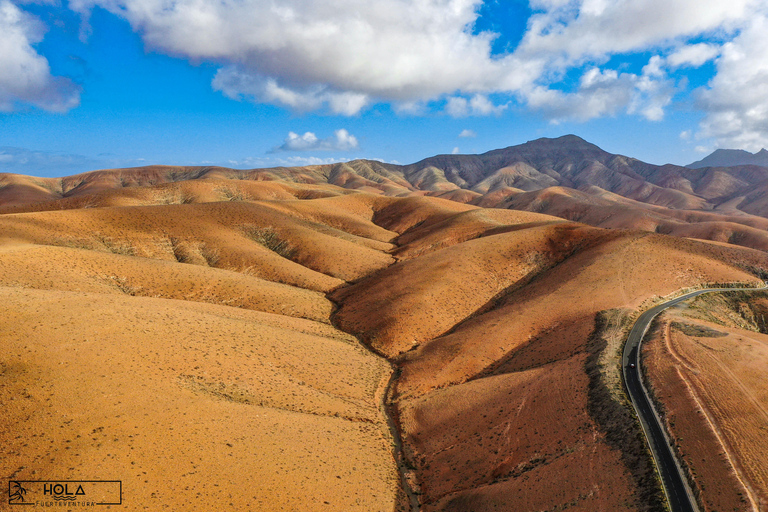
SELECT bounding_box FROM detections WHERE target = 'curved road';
[622,283,767,512]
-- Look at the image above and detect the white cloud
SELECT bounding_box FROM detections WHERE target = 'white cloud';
[44,0,768,151]
[628,57,674,121]
[279,132,320,151]
[71,0,530,115]
[0,0,80,112]
[469,94,507,115]
[445,97,470,117]
[332,129,359,151]
[524,61,673,122]
[696,14,768,151]
[451,147,460,154]
[458,129,476,138]
[680,130,691,140]
[446,94,507,117]
[394,101,428,116]
[506,0,764,125]
[226,155,353,167]
[517,0,756,66]
[273,129,359,152]
[212,71,370,115]
[667,43,720,68]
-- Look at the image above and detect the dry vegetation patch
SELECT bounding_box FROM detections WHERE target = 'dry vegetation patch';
[586,309,666,512]
[643,295,768,512]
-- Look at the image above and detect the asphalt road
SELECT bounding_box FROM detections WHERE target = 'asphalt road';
[622,284,766,512]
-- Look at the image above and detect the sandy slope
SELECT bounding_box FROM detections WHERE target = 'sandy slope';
[0,189,410,511]
[332,203,768,511]
[0,198,397,291]
[0,243,334,322]
[0,287,399,511]
[3,177,768,512]
[644,301,768,512]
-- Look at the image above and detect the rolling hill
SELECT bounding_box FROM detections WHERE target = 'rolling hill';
[8,136,768,255]
[3,138,768,511]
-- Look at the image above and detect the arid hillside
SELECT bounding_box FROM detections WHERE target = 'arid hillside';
[2,176,768,511]
[643,293,768,512]
[0,186,408,511]
[7,135,768,255]
[330,203,768,511]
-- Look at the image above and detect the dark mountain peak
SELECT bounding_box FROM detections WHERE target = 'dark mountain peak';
[688,148,768,169]
[482,134,608,161]
[715,148,749,155]
[514,134,599,151]
[532,134,590,145]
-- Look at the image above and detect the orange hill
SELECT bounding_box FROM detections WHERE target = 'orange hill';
[2,170,768,511]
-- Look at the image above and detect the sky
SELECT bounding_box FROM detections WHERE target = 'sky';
[2,0,768,177]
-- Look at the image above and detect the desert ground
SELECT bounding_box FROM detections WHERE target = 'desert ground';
[643,294,768,512]
[2,162,768,511]
[0,185,407,511]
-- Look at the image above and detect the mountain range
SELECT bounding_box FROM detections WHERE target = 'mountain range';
[6,134,768,253]
[6,135,768,210]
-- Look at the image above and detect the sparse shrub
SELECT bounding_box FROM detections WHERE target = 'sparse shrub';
[585,309,667,512]
[59,233,132,254]
[671,322,727,338]
[216,186,249,201]
[58,236,99,251]
[242,225,296,259]
[168,236,192,263]
[168,236,219,267]
[156,189,195,204]
[200,243,221,267]
[101,274,141,296]
[93,232,137,256]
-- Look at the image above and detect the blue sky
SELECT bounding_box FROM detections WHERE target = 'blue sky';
[2,0,768,177]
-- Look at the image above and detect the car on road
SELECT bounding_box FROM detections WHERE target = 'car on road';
[629,363,635,369]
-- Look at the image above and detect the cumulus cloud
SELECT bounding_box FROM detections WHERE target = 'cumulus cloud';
[446,94,507,117]
[213,70,369,115]
[667,43,720,68]
[27,0,768,150]
[628,57,674,121]
[518,0,755,66]
[696,15,768,151]
[393,101,428,116]
[69,0,530,114]
[273,129,359,152]
[524,61,673,122]
[59,0,768,135]
[0,0,80,112]
[451,147,460,154]
[509,0,763,125]
[458,129,476,138]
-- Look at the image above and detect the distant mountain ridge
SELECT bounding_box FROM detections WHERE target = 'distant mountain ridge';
[6,133,768,225]
[688,148,768,169]
[9,134,768,253]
